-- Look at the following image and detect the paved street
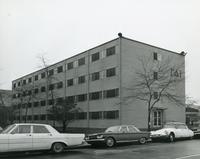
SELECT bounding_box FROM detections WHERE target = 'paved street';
[1,139,200,159]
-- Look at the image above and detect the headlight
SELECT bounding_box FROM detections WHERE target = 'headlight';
[97,135,103,139]
[85,136,89,140]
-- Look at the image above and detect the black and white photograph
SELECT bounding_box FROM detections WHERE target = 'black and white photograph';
[0,0,200,158]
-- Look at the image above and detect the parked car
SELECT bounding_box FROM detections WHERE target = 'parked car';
[0,123,85,153]
[190,127,200,138]
[85,125,150,147]
[150,122,194,142]
[0,126,2,133]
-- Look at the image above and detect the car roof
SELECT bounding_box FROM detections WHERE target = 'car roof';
[165,122,185,125]
[14,123,51,126]
[108,125,136,128]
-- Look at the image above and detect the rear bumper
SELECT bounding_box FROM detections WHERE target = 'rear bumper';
[150,134,169,140]
[85,138,106,145]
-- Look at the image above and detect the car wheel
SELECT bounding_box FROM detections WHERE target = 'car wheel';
[169,133,175,142]
[52,143,64,153]
[139,137,146,144]
[106,137,115,147]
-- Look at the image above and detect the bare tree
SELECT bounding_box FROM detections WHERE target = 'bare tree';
[124,55,185,131]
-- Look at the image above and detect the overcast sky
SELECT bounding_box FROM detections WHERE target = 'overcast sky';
[0,0,200,104]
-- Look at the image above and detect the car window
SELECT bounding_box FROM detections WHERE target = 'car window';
[33,125,50,133]
[119,126,128,133]
[176,124,187,129]
[105,126,120,133]
[128,126,140,133]
[11,125,31,134]
[1,124,16,134]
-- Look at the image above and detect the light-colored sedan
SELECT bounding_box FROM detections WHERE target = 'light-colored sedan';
[150,122,194,142]
[0,123,85,153]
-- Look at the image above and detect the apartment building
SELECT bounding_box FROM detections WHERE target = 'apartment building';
[12,34,186,130]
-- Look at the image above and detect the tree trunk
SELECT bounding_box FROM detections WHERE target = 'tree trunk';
[62,121,66,132]
[147,106,151,132]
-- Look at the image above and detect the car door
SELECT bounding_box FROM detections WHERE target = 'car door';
[116,126,130,142]
[9,125,32,151]
[127,125,144,141]
[0,134,9,152]
[32,125,53,150]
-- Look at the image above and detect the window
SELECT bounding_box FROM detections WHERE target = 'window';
[106,67,116,77]
[67,62,73,70]
[40,100,46,106]
[28,90,32,95]
[103,110,119,119]
[78,75,86,84]
[34,88,39,94]
[41,72,46,79]
[34,101,39,107]
[91,72,100,81]
[119,126,128,133]
[78,57,85,66]
[153,111,162,126]
[34,115,39,120]
[153,52,158,60]
[77,94,87,102]
[23,79,26,85]
[18,82,21,86]
[28,78,32,83]
[153,92,158,100]
[89,112,102,120]
[106,46,115,56]
[33,125,49,133]
[12,125,31,134]
[28,103,32,108]
[67,79,73,87]
[48,99,54,105]
[48,69,54,76]
[104,88,119,98]
[153,72,158,80]
[56,97,63,104]
[41,86,46,92]
[49,84,54,90]
[35,75,38,81]
[89,91,102,100]
[91,52,100,62]
[27,115,32,121]
[128,125,140,133]
[77,112,87,120]
[57,66,63,73]
[40,115,46,121]
[57,82,63,89]
[13,83,16,88]
[66,96,75,103]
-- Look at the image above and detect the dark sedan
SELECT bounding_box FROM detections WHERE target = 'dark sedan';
[85,125,150,147]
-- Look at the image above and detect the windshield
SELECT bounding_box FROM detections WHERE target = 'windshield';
[1,124,16,134]
[105,126,119,133]
[164,124,176,128]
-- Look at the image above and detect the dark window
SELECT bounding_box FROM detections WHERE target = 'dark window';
[41,72,46,79]
[28,78,32,83]
[35,75,38,81]
[67,62,73,70]
[153,111,162,126]
[89,112,102,120]
[153,52,158,60]
[28,90,32,95]
[12,125,31,134]
[78,57,85,66]
[56,97,63,105]
[40,115,46,121]
[57,82,63,89]
[57,66,63,73]
[66,96,75,103]
[106,67,116,77]
[78,75,85,84]
[13,83,16,88]
[34,88,39,94]
[22,91,26,97]
[40,100,46,106]
[103,110,119,119]
[47,114,54,120]
[77,94,87,102]
[34,115,39,120]
[67,79,73,87]
[23,79,26,85]
[41,86,46,92]
[106,46,115,56]
[91,72,100,81]
[34,101,39,107]
[28,103,32,108]
[33,125,49,133]
[48,69,54,76]
[27,115,32,121]
[77,112,87,120]
[89,91,102,100]
[18,82,21,86]
[12,94,16,99]
[49,84,54,90]
[153,72,158,80]
[91,52,100,62]
[104,88,119,98]
[153,92,158,99]
[48,99,54,105]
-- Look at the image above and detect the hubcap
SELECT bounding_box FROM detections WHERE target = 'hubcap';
[107,138,114,147]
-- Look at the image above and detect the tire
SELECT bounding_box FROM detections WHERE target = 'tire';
[52,143,64,153]
[106,137,115,147]
[139,137,146,144]
[168,133,175,142]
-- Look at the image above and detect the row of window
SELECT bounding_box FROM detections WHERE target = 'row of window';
[13,46,116,89]
[13,88,119,109]
[15,110,119,121]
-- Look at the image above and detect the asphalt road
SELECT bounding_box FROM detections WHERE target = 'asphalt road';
[1,139,200,159]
